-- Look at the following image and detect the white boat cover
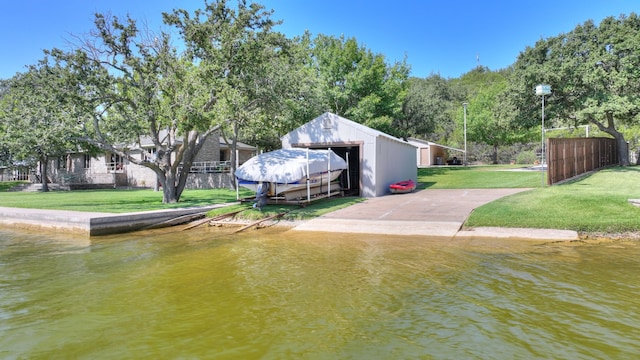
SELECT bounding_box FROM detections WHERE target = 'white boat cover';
[235,148,347,184]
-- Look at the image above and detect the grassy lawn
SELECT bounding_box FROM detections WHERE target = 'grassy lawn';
[418,165,543,189]
[0,187,252,213]
[0,183,365,220]
[465,166,640,232]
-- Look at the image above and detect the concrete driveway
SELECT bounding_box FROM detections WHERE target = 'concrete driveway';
[292,188,579,240]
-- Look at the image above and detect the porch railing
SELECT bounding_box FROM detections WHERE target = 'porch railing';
[180,161,232,174]
[105,162,125,173]
[104,161,231,174]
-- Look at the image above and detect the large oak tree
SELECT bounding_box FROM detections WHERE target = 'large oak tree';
[0,59,88,191]
[507,13,640,165]
[164,0,303,163]
[49,13,218,203]
[49,0,295,203]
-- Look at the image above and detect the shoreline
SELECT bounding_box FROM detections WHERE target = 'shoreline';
[1,211,638,242]
[203,216,640,242]
[2,192,639,241]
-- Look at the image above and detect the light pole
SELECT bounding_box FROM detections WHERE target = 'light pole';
[463,102,468,166]
[535,84,551,186]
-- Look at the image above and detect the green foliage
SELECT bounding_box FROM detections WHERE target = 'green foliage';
[0,181,28,191]
[506,13,640,165]
[515,150,538,165]
[310,34,409,132]
[400,75,454,140]
[164,0,310,161]
[45,12,222,203]
[0,59,92,190]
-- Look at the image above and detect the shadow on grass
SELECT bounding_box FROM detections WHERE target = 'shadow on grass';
[610,165,640,173]
[417,182,436,189]
[553,165,639,186]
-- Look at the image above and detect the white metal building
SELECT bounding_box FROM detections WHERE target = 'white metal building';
[281,112,417,197]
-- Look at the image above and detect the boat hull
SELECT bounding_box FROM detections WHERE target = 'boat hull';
[238,169,344,196]
[235,148,348,197]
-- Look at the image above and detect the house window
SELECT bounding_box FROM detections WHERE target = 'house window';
[220,150,227,162]
[108,153,124,172]
[83,154,91,169]
[144,148,157,161]
[57,156,66,170]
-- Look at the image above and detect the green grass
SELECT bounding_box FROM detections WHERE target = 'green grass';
[206,196,366,221]
[418,165,543,189]
[0,187,253,213]
[0,183,365,221]
[466,166,640,232]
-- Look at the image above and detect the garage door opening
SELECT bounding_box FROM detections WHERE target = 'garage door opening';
[307,145,360,197]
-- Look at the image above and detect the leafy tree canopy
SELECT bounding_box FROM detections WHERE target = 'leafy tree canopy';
[506,13,640,165]
[0,59,91,190]
[309,34,410,137]
[400,74,455,141]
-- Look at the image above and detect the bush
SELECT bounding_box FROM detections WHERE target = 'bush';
[515,150,538,165]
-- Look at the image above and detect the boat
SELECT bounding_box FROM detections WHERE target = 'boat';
[389,179,416,194]
[235,148,348,197]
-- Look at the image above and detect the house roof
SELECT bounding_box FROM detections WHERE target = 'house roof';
[219,138,257,151]
[135,130,257,151]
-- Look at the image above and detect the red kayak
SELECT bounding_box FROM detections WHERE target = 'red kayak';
[389,179,416,194]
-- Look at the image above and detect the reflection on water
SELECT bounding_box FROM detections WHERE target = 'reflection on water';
[1,226,639,359]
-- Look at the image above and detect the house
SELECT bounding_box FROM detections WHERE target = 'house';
[407,137,465,167]
[43,134,257,189]
[281,112,417,197]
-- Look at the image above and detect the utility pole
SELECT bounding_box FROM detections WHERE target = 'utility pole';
[535,84,552,187]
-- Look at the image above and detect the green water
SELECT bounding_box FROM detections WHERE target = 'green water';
[1,226,639,359]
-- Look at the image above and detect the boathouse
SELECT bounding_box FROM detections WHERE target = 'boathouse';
[281,112,417,197]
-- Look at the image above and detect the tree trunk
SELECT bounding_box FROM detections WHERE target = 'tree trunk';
[163,128,218,203]
[40,155,49,192]
[162,171,179,204]
[614,134,629,166]
[492,144,498,164]
[175,130,200,201]
[591,113,629,166]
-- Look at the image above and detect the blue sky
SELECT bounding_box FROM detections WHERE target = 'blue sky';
[1,1,637,80]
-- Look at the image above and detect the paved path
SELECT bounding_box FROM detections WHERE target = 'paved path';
[0,205,227,236]
[292,188,579,240]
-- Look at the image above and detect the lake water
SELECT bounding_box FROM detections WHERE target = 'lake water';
[1,226,639,359]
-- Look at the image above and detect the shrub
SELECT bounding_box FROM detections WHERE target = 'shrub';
[515,150,538,165]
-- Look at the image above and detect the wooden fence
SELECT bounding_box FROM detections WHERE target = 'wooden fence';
[547,137,618,185]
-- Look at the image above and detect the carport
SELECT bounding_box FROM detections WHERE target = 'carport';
[408,137,465,167]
